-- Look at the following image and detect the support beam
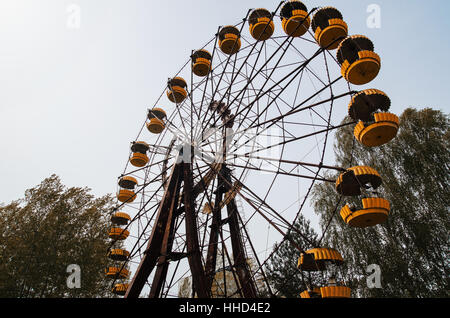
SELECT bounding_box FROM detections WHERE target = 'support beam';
[148,172,182,298]
[125,163,182,298]
[224,168,258,298]
[183,161,210,298]
[204,172,225,292]
[125,158,222,298]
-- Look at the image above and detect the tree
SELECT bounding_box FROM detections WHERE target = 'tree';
[265,214,321,298]
[0,175,117,298]
[311,108,449,298]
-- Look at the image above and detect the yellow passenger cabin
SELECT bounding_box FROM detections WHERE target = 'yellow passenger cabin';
[192,49,212,77]
[147,108,166,134]
[218,26,241,55]
[167,77,188,103]
[335,166,382,196]
[112,283,129,296]
[354,112,399,147]
[108,227,130,240]
[297,247,344,272]
[105,267,130,279]
[340,197,390,228]
[348,89,399,147]
[130,141,150,167]
[280,1,310,38]
[311,7,348,50]
[110,211,131,226]
[301,286,351,298]
[117,176,137,203]
[248,8,274,41]
[337,35,381,85]
[320,286,351,298]
[107,248,130,262]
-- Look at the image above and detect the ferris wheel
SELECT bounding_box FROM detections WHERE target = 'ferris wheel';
[105,1,399,298]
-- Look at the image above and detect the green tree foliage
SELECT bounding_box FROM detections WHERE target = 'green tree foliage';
[312,108,449,298]
[0,175,116,298]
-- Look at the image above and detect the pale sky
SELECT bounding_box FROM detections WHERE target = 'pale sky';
[1,0,449,225]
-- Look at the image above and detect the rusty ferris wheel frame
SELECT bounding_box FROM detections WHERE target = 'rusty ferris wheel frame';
[105,1,392,298]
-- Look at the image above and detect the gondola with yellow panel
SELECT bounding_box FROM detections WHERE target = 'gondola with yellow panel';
[108,248,130,262]
[167,77,188,104]
[298,247,344,272]
[311,7,348,50]
[340,197,390,228]
[129,141,150,167]
[112,283,129,296]
[218,25,241,55]
[111,211,131,226]
[147,108,166,134]
[192,49,212,77]
[349,89,399,147]
[301,284,351,298]
[320,285,351,298]
[117,176,137,203]
[108,227,130,240]
[337,35,381,85]
[354,112,399,147]
[335,166,382,196]
[105,267,130,279]
[248,8,274,41]
[298,248,351,298]
[280,1,310,38]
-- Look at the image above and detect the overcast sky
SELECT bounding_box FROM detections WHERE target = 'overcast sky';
[1,0,449,213]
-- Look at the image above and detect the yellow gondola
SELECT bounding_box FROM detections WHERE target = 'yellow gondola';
[105,267,130,279]
[337,35,381,85]
[354,112,400,147]
[111,212,131,226]
[118,176,137,189]
[192,49,212,77]
[298,248,344,271]
[320,286,351,298]
[108,227,130,240]
[107,248,130,262]
[336,166,382,196]
[112,283,129,296]
[146,118,165,134]
[117,176,137,203]
[167,77,187,103]
[248,8,274,41]
[218,25,241,55]
[340,197,390,228]
[280,1,310,38]
[130,152,149,167]
[311,7,348,50]
[117,189,136,203]
[130,141,150,167]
